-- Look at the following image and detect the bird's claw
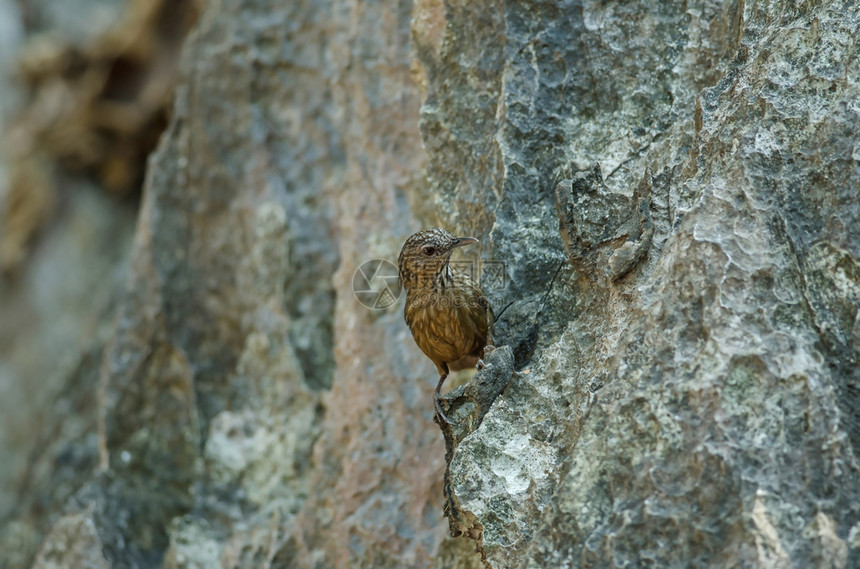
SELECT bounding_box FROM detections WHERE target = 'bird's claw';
[434,392,454,425]
[476,345,496,371]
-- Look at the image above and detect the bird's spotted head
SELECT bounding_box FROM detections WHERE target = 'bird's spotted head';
[398,228,478,289]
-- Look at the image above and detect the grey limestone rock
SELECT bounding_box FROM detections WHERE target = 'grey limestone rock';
[2,0,859,567]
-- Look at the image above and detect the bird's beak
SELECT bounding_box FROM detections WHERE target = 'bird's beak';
[452,237,479,248]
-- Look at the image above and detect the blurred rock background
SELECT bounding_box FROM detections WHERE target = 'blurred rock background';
[1,0,858,568]
[0,0,200,566]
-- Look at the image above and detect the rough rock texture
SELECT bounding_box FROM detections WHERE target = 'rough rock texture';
[2,0,860,568]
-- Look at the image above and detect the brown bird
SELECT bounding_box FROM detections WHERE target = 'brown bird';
[398,228,493,424]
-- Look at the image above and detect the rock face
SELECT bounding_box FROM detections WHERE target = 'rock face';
[2,0,859,568]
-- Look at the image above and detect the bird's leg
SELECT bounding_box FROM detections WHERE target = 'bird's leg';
[434,372,453,425]
[476,345,496,370]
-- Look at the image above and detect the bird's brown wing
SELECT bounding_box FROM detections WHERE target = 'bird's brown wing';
[463,279,492,353]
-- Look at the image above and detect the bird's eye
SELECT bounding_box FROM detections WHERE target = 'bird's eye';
[422,246,435,256]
